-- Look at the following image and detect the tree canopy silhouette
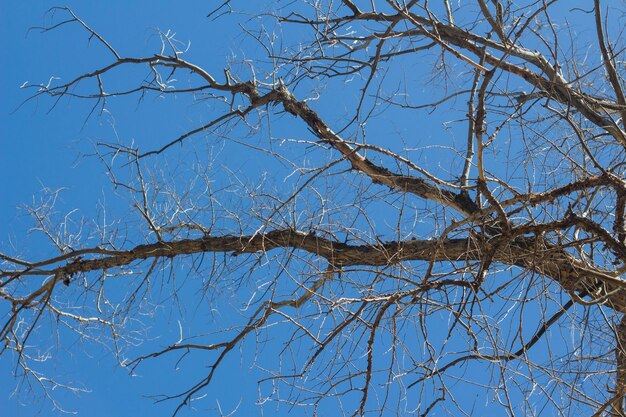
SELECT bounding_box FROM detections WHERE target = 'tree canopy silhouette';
[3,1,626,415]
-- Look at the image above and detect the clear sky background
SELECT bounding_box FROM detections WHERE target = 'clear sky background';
[0,2,267,416]
[1,1,617,416]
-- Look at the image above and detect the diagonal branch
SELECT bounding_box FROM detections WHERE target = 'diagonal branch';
[272,83,480,216]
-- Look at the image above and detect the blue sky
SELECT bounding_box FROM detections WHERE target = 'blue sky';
[0,2,379,416]
[1,1,620,416]
[0,2,261,416]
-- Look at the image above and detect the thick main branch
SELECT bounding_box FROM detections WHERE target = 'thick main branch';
[5,229,625,311]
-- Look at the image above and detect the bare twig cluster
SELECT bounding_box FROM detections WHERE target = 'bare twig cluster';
[3,1,626,416]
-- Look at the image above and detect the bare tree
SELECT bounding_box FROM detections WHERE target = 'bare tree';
[3,1,626,415]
